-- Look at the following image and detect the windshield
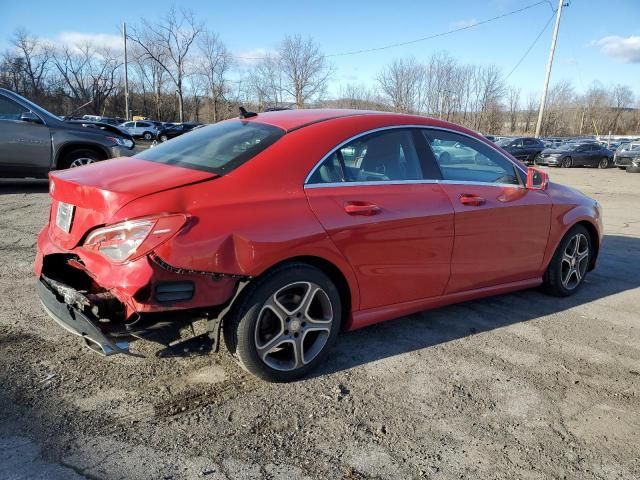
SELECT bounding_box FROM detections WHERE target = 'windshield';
[135,120,285,174]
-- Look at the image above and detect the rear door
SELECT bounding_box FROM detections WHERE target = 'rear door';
[0,93,51,177]
[305,128,454,310]
[421,129,552,293]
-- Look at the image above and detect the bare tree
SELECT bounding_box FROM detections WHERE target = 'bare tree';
[507,86,520,133]
[248,54,286,110]
[52,42,122,115]
[128,7,203,121]
[198,31,233,122]
[9,29,52,100]
[278,35,332,108]
[377,58,424,113]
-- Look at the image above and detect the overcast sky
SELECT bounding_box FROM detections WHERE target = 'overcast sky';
[3,0,639,99]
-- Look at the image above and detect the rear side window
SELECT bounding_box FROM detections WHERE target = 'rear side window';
[135,120,285,174]
[307,129,422,184]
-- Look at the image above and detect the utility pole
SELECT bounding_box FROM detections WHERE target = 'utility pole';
[123,21,130,121]
[535,0,566,138]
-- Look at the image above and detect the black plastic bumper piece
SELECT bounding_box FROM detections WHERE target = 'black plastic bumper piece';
[36,279,133,356]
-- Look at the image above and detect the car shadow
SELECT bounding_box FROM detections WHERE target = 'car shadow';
[0,179,49,195]
[313,234,639,378]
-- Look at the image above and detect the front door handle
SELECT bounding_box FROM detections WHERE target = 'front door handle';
[344,201,381,216]
[459,194,485,206]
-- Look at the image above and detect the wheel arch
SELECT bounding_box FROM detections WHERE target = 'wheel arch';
[543,216,600,274]
[54,142,109,169]
[576,219,600,271]
[256,255,354,329]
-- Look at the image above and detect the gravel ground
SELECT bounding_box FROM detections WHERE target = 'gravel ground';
[0,167,639,480]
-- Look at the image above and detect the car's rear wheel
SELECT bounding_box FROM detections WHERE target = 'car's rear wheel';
[143,132,154,141]
[598,157,609,169]
[59,149,104,169]
[542,225,592,297]
[533,154,540,165]
[224,263,342,382]
[561,156,573,168]
[160,134,169,142]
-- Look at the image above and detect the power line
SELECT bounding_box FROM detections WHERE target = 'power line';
[235,0,553,61]
[504,10,556,80]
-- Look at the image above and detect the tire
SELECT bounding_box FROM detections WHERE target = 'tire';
[59,148,104,170]
[626,166,640,173]
[618,166,627,170]
[160,134,169,142]
[561,156,572,168]
[143,132,154,141]
[598,157,609,169]
[542,224,592,297]
[532,154,540,165]
[223,263,342,382]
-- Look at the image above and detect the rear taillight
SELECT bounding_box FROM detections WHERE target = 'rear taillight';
[83,214,187,263]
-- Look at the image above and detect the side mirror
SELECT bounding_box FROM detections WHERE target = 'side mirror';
[526,167,548,190]
[20,111,43,124]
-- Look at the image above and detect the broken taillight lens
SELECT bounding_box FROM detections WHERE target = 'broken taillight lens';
[83,214,187,263]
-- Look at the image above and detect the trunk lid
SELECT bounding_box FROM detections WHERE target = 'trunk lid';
[48,157,217,249]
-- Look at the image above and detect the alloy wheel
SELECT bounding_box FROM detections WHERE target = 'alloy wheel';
[598,157,608,169]
[69,157,96,168]
[561,233,589,290]
[254,281,333,371]
[562,157,572,168]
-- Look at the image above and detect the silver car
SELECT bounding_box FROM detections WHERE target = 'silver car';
[614,143,640,169]
[119,121,159,141]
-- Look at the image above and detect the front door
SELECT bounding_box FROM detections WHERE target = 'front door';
[305,128,454,310]
[0,94,51,178]
[421,128,552,293]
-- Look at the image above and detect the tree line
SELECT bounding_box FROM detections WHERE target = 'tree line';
[1,7,638,136]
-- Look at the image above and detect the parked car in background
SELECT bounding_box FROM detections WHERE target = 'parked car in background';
[536,142,612,168]
[119,120,159,141]
[614,143,640,170]
[495,137,545,164]
[36,108,602,382]
[0,88,135,178]
[156,123,189,142]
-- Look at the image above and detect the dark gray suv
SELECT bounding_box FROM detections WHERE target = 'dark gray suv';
[0,88,135,178]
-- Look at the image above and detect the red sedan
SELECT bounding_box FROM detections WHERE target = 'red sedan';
[36,109,603,382]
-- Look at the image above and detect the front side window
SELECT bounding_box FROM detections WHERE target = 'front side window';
[0,95,28,120]
[422,130,520,185]
[135,120,285,174]
[307,129,422,184]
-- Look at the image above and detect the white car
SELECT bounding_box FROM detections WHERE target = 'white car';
[119,121,159,141]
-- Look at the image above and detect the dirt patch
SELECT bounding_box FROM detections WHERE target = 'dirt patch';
[1,169,640,479]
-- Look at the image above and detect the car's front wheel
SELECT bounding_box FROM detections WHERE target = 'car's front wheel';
[598,157,609,169]
[542,225,592,297]
[224,263,342,382]
[59,148,104,169]
[561,156,573,168]
[143,132,154,141]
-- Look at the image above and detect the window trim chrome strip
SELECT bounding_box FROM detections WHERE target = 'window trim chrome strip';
[303,124,528,188]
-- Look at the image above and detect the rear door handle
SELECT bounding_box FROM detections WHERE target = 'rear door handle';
[344,201,381,216]
[459,194,485,206]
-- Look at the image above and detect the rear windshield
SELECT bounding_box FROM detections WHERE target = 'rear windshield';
[135,120,285,174]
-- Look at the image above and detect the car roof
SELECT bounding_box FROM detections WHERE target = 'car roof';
[241,109,396,132]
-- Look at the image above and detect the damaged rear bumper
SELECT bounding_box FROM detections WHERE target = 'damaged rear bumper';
[35,227,249,356]
[37,277,132,355]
